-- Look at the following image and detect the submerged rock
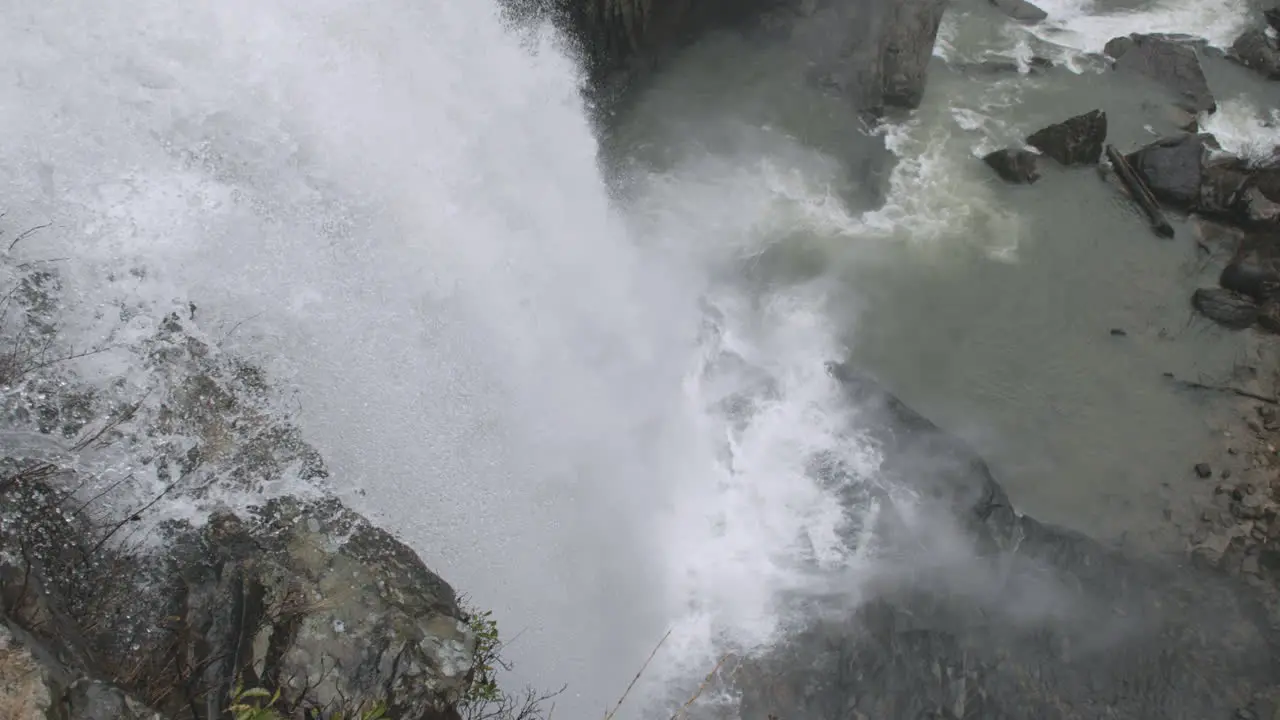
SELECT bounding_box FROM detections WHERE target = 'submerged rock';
[990,0,1048,23]
[1027,109,1107,166]
[983,147,1041,183]
[1232,29,1280,80]
[1193,287,1261,329]
[1104,34,1216,114]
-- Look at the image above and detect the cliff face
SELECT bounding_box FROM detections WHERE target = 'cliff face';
[0,267,478,719]
[517,0,948,114]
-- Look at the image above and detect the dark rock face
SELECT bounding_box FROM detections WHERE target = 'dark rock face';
[1124,134,1280,229]
[1267,7,1280,34]
[150,499,474,720]
[1027,110,1107,166]
[0,289,478,720]
[1232,29,1280,80]
[990,0,1047,23]
[983,148,1040,183]
[527,0,949,114]
[1193,287,1261,328]
[733,366,1277,720]
[879,0,950,109]
[1104,34,1216,114]
[1127,132,1218,207]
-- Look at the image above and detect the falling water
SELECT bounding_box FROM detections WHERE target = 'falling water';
[0,1,879,716]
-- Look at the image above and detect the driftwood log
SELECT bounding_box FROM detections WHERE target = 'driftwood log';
[1106,144,1175,238]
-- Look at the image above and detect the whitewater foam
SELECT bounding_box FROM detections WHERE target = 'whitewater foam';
[0,1,878,716]
[1201,97,1280,162]
[1027,0,1251,57]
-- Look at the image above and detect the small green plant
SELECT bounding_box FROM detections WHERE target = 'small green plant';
[462,606,505,707]
[227,683,387,720]
[457,599,563,720]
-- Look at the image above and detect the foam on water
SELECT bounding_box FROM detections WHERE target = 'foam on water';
[0,1,879,716]
[1028,0,1251,56]
[1201,97,1280,162]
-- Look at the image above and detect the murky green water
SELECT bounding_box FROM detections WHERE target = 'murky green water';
[609,0,1280,549]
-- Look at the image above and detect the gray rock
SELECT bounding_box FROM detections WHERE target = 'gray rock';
[879,0,949,109]
[1104,34,1216,114]
[134,498,476,720]
[1267,7,1280,34]
[990,0,1047,23]
[1220,253,1280,301]
[1196,462,1214,478]
[1193,287,1261,329]
[0,304,479,719]
[1027,110,1107,166]
[1127,133,1218,207]
[983,147,1040,183]
[1232,29,1280,80]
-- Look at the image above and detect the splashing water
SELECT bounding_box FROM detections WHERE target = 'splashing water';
[0,1,881,716]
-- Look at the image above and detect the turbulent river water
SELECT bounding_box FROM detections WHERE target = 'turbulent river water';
[2,0,1280,717]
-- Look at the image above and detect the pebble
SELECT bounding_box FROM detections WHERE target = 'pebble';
[1109,328,1128,337]
[1195,462,1213,479]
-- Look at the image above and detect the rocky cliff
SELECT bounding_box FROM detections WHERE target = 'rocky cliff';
[0,267,481,719]
[514,0,948,114]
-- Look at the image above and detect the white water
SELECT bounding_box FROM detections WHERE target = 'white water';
[0,1,880,716]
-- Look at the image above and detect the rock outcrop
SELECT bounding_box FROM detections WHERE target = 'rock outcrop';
[878,0,950,110]
[1104,34,1216,114]
[0,268,480,719]
[733,365,1278,719]
[1027,110,1107,166]
[521,0,950,114]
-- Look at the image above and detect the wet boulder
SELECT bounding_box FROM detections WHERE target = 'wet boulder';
[1126,133,1218,208]
[1027,109,1107,166]
[1221,257,1280,300]
[141,498,475,720]
[1104,34,1216,114]
[1220,231,1280,301]
[1193,287,1260,329]
[1231,29,1280,80]
[989,0,1048,24]
[983,148,1041,183]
